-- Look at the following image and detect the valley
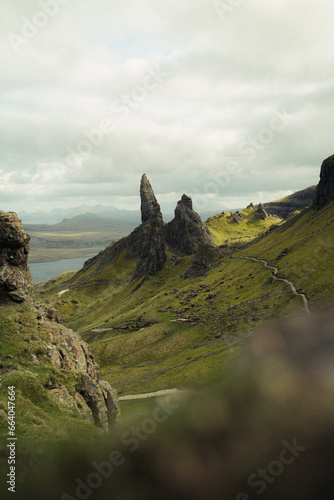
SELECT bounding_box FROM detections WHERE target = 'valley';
[33,170,334,401]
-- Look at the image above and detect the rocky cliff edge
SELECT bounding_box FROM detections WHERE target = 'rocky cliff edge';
[0,211,120,430]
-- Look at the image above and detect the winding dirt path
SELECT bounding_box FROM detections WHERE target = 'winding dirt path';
[119,388,181,401]
[235,256,311,316]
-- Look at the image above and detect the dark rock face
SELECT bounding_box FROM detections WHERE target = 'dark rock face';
[135,174,166,276]
[134,216,167,277]
[165,194,214,255]
[140,174,160,223]
[255,203,268,220]
[0,211,32,302]
[313,155,334,209]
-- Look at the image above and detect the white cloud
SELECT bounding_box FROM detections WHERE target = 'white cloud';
[0,0,333,213]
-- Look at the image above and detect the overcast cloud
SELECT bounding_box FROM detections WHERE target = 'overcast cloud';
[1,0,334,215]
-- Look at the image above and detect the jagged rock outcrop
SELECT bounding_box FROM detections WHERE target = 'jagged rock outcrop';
[35,306,120,429]
[232,211,244,224]
[255,203,268,220]
[0,211,32,302]
[165,194,214,255]
[313,155,334,209]
[81,177,214,280]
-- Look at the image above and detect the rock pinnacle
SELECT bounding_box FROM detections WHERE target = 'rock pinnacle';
[140,174,162,223]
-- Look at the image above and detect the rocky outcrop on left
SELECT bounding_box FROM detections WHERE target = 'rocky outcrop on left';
[41,318,120,429]
[0,211,32,303]
[0,210,120,429]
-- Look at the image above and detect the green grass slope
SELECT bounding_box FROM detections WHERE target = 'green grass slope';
[207,206,282,246]
[241,201,334,308]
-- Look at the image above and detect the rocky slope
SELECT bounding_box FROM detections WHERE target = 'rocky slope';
[0,211,119,432]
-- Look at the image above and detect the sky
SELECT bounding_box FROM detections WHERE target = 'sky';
[1,0,334,216]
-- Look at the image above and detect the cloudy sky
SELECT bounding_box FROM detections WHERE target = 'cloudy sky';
[1,0,334,216]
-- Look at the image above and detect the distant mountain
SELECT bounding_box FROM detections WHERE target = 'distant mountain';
[23,214,138,256]
[24,213,137,233]
[19,205,141,224]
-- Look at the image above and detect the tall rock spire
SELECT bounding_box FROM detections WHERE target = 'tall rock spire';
[140,174,162,223]
[135,174,166,276]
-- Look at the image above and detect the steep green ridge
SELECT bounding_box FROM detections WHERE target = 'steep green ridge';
[262,185,316,218]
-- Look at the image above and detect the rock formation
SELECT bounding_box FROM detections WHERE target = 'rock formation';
[40,316,120,429]
[313,154,334,209]
[165,194,214,255]
[255,203,268,220]
[82,176,215,279]
[135,174,167,276]
[140,174,160,223]
[0,211,32,302]
[232,211,244,224]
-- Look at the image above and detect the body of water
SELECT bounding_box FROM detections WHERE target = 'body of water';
[30,251,100,283]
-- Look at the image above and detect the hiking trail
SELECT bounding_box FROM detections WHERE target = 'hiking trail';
[235,256,311,316]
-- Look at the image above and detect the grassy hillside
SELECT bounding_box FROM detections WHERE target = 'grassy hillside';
[243,201,334,308]
[207,206,282,246]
